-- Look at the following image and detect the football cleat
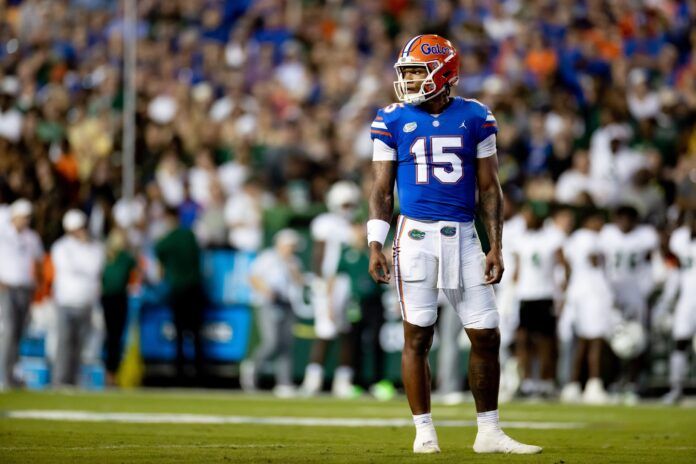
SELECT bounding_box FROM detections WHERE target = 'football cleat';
[582,378,609,405]
[413,439,441,454]
[413,428,441,454]
[560,382,582,404]
[473,430,542,454]
[661,388,683,405]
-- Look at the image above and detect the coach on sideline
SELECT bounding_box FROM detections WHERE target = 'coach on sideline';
[0,199,44,390]
[51,209,105,387]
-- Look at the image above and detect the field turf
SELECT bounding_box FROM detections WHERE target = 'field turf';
[1,389,695,463]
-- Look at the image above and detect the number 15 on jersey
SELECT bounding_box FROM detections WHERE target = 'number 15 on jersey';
[410,136,464,184]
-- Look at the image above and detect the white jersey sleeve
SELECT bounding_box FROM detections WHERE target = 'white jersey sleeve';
[372,138,397,162]
[669,227,690,259]
[250,250,274,279]
[310,214,336,242]
[638,225,659,251]
[476,134,497,159]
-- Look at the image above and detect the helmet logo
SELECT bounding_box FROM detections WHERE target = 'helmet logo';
[420,43,450,55]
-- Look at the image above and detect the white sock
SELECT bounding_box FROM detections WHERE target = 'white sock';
[413,412,432,428]
[413,413,436,439]
[306,363,322,374]
[520,378,536,394]
[333,366,354,384]
[304,363,323,384]
[669,351,687,392]
[476,409,501,434]
[537,380,555,394]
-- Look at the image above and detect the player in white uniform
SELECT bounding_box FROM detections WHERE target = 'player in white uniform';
[559,211,614,404]
[368,35,540,455]
[511,204,566,397]
[661,214,696,404]
[301,181,360,398]
[497,189,526,350]
[495,189,526,400]
[599,206,658,396]
[600,206,658,322]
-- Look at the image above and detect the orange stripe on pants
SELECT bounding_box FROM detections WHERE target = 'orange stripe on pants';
[393,216,408,320]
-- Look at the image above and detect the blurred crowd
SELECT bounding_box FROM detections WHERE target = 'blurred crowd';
[2,0,696,243]
[1,0,696,399]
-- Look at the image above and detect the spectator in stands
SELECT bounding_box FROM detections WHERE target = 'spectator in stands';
[555,150,599,206]
[0,199,44,389]
[241,228,303,397]
[224,177,266,252]
[194,181,228,248]
[51,209,105,387]
[100,228,136,386]
[155,206,205,383]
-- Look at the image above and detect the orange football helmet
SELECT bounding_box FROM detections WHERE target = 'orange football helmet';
[393,34,460,104]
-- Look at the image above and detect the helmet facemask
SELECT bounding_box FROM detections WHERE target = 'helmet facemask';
[393,60,444,104]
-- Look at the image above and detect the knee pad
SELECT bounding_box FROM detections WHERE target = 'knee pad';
[462,309,499,330]
[457,285,499,329]
[405,306,438,328]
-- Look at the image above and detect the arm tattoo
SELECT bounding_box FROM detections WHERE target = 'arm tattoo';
[480,187,503,250]
[369,162,396,222]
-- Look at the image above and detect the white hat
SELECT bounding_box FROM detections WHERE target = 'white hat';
[10,198,32,218]
[147,95,178,124]
[0,76,19,96]
[113,197,145,228]
[274,228,300,247]
[62,209,87,232]
[326,181,361,213]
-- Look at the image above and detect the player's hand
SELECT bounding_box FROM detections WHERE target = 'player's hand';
[483,247,504,284]
[369,244,391,284]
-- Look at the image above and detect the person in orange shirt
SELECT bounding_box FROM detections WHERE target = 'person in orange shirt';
[525,33,558,81]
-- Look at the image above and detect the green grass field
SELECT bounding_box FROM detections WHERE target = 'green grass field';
[1,389,695,463]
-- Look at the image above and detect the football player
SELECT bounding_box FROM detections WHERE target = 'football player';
[301,181,360,398]
[599,205,659,399]
[367,34,541,455]
[559,210,613,404]
[511,203,566,398]
[662,212,696,404]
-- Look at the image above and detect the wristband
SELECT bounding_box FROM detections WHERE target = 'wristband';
[367,219,390,247]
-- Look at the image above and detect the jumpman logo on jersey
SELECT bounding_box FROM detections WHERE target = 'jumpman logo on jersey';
[459,121,467,129]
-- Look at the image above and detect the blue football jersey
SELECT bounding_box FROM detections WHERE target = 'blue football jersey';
[370,96,498,223]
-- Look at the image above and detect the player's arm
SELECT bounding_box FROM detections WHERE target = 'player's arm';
[368,160,396,283]
[556,248,568,291]
[512,252,520,283]
[476,153,504,284]
[312,240,326,277]
[249,275,274,301]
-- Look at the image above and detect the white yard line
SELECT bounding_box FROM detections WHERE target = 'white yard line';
[0,443,294,452]
[2,410,584,429]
